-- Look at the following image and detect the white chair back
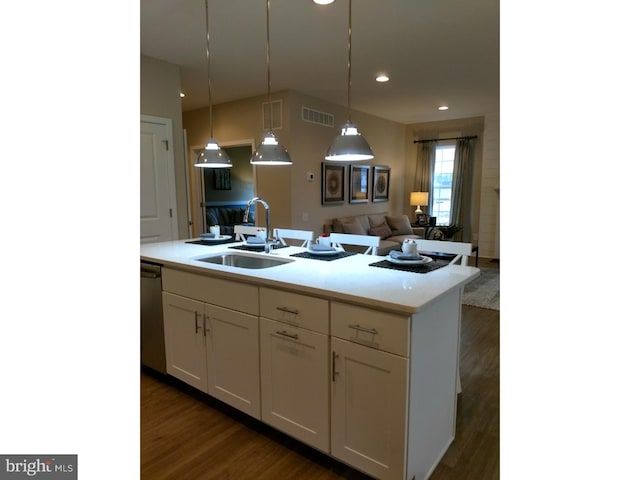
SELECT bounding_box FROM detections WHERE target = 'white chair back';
[329,233,380,255]
[413,239,473,265]
[273,228,313,248]
[234,225,263,241]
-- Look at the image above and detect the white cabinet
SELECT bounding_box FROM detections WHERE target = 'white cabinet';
[206,304,260,419]
[162,269,261,419]
[331,337,408,480]
[259,288,330,452]
[162,292,207,391]
[259,318,329,452]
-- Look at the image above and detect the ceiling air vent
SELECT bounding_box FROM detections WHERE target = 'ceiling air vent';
[262,100,283,130]
[302,106,334,128]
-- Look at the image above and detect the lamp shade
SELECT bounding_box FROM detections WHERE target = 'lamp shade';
[410,191,428,206]
[195,138,232,168]
[325,121,374,161]
[250,131,292,165]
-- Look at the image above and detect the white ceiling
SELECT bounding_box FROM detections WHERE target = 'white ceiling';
[140,0,499,125]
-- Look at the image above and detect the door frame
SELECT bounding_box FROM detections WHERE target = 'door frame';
[187,138,255,237]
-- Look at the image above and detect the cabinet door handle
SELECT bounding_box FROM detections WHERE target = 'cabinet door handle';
[348,324,379,335]
[332,351,339,382]
[203,315,209,337]
[275,330,299,340]
[194,312,201,334]
[276,306,299,315]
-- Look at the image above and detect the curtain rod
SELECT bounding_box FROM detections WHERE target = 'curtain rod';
[413,135,477,144]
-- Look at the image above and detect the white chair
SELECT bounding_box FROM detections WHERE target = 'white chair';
[329,233,380,255]
[273,228,313,248]
[234,225,264,241]
[413,239,473,266]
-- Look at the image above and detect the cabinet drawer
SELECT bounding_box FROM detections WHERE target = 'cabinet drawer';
[331,302,410,357]
[163,268,259,315]
[260,287,329,334]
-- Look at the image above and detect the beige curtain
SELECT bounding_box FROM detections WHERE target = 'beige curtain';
[451,139,475,242]
[414,142,436,209]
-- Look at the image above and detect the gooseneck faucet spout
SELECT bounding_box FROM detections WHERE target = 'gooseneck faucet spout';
[244,196,271,247]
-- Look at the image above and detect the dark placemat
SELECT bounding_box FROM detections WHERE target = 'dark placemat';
[291,251,358,261]
[229,243,289,252]
[369,258,450,274]
[186,238,236,246]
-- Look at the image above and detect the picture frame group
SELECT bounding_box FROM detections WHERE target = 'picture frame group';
[321,163,390,205]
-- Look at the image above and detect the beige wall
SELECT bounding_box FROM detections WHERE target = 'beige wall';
[142,54,499,250]
[140,55,189,238]
[183,89,407,237]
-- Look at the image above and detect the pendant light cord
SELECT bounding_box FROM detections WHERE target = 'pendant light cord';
[205,0,213,138]
[347,0,352,122]
[266,0,273,131]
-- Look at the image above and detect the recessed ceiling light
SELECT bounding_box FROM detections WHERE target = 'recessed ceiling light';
[313,0,335,4]
[180,92,185,98]
[375,74,390,82]
[437,105,449,111]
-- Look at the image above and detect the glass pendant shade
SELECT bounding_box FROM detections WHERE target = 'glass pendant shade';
[325,121,374,161]
[195,138,232,168]
[250,131,292,165]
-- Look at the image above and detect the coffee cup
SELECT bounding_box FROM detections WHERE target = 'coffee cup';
[318,236,331,247]
[256,230,267,241]
[402,239,418,255]
[209,225,221,238]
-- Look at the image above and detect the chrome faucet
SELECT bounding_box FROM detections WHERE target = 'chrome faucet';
[244,196,272,252]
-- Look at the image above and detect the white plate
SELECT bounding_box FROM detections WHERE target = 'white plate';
[386,254,433,265]
[306,247,340,256]
[199,234,232,242]
[243,240,266,248]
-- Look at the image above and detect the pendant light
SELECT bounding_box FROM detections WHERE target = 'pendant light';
[325,0,374,161]
[250,0,292,165]
[195,0,232,168]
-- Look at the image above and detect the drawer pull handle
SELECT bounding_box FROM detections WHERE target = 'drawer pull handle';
[276,306,300,315]
[332,351,339,382]
[276,330,299,340]
[348,324,379,335]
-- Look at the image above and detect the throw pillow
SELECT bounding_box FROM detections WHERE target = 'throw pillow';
[386,214,413,235]
[368,222,392,239]
[342,221,367,235]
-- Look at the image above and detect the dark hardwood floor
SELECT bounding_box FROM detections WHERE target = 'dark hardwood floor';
[141,260,499,479]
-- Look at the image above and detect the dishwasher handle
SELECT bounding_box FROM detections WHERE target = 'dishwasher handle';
[141,262,162,278]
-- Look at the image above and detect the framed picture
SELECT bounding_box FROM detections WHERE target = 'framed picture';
[415,213,427,225]
[349,165,370,203]
[321,162,346,205]
[372,166,390,202]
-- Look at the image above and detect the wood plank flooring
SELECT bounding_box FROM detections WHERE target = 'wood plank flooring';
[141,260,499,480]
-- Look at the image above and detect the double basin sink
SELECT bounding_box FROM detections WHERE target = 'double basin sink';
[194,252,293,270]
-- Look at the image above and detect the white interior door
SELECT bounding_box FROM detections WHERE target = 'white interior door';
[140,115,178,243]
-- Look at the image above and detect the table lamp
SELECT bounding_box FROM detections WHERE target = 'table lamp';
[410,191,428,217]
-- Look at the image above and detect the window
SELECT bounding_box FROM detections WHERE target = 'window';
[431,144,455,226]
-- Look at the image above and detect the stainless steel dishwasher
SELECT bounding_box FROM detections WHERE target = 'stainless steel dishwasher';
[140,261,166,373]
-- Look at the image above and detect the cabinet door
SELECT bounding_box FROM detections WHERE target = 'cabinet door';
[260,318,329,453]
[162,292,207,391]
[331,338,408,480]
[205,304,260,419]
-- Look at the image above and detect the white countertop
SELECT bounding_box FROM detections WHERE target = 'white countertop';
[140,239,480,314]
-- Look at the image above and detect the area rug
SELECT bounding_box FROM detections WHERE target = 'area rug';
[462,267,500,311]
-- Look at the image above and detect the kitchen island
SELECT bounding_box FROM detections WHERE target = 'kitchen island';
[140,239,479,480]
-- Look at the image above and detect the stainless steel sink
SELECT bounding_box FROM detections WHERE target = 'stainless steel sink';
[194,252,293,269]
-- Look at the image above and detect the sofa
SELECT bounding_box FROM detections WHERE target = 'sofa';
[323,212,425,255]
[205,204,254,236]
